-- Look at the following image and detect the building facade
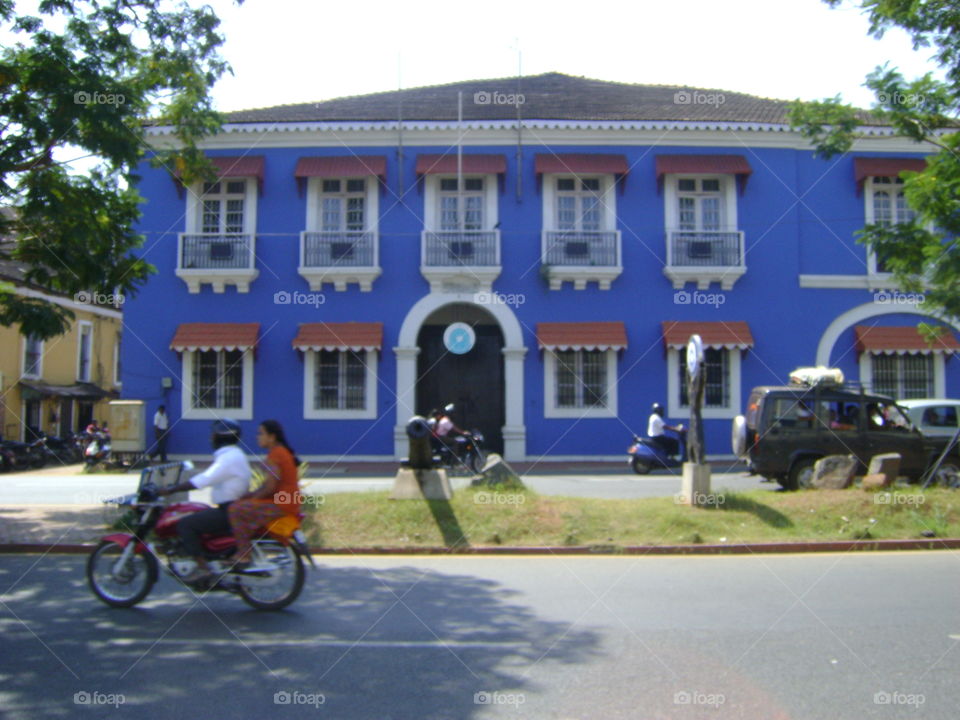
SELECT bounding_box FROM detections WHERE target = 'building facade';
[122,73,959,461]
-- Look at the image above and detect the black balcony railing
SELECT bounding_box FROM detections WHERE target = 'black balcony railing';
[302,231,376,267]
[667,231,744,267]
[422,231,499,267]
[179,234,254,270]
[542,231,620,266]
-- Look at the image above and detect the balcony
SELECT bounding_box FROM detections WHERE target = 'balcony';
[663,230,746,290]
[298,231,381,292]
[421,230,501,292]
[176,233,258,293]
[541,230,622,290]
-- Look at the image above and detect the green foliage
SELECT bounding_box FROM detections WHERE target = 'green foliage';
[789,1,960,325]
[0,0,240,338]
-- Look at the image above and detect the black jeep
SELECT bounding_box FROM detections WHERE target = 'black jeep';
[731,384,959,490]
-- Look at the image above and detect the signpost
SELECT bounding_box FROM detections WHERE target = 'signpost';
[679,335,711,506]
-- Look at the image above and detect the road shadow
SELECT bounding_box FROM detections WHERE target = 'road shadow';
[0,555,601,719]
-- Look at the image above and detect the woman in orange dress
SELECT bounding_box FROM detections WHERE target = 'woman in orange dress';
[227,419,301,567]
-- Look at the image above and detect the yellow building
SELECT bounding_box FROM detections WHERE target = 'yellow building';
[0,260,122,442]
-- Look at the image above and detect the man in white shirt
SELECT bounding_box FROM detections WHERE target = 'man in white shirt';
[149,405,169,462]
[648,403,682,456]
[158,419,251,583]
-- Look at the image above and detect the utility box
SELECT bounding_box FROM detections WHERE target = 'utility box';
[108,400,146,453]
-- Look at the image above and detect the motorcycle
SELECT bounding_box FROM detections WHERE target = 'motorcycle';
[432,430,486,474]
[0,437,49,470]
[87,462,313,610]
[83,430,113,471]
[628,426,687,474]
[42,431,84,465]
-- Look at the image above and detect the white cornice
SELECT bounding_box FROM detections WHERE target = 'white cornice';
[11,285,123,320]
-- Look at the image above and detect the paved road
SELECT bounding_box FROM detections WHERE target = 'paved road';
[0,468,775,505]
[0,552,957,719]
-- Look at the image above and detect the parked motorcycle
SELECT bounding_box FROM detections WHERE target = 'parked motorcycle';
[433,430,486,474]
[0,438,48,470]
[83,430,113,471]
[42,431,84,465]
[0,444,16,473]
[87,462,313,610]
[628,426,687,474]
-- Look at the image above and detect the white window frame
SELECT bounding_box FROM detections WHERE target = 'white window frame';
[303,349,378,420]
[76,321,93,382]
[180,349,254,420]
[543,348,618,419]
[423,174,498,231]
[541,174,616,232]
[184,177,257,235]
[664,175,737,232]
[21,335,43,379]
[667,347,742,419]
[305,176,378,234]
[113,333,122,387]
[859,351,945,399]
[864,176,915,277]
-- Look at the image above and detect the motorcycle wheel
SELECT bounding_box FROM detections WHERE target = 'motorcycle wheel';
[468,448,486,475]
[631,457,653,475]
[87,539,158,608]
[237,540,306,611]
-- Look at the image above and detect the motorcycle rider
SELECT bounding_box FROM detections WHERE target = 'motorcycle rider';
[648,403,682,457]
[428,404,468,453]
[157,419,251,583]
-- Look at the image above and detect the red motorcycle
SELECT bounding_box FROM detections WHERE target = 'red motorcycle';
[87,462,313,610]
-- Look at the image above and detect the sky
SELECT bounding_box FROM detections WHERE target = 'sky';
[202,0,946,113]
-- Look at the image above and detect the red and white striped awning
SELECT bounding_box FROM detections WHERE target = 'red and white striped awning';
[172,155,266,195]
[292,322,383,352]
[854,325,959,355]
[662,321,754,350]
[294,155,387,180]
[655,154,752,193]
[534,153,629,177]
[170,323,259,352]
[536,322,627,351]
[853,157,926,195]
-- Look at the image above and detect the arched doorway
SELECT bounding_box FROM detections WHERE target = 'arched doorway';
[394,292,526,461]
[416,303,505,453]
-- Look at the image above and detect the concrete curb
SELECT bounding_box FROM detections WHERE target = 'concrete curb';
[3,538,960,556]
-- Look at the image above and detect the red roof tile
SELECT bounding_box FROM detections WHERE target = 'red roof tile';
[662,321,754,349]
[170,323,259,351]
[292,322,383,351]
[853,157,927,194]
[536,322,627,350]
[294,156,387,180]
[854,325,959,354]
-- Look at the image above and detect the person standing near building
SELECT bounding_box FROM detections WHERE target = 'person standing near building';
[151,405,169,463]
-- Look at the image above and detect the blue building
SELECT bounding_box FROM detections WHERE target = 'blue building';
[123,73,960,461]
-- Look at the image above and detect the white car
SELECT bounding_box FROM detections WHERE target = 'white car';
[898,399,960,438]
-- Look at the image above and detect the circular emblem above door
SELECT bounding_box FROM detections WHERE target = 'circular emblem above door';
[443,322,476,355]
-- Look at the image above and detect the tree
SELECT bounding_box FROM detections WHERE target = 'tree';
[788,0,960,328]
[0,0,240,339]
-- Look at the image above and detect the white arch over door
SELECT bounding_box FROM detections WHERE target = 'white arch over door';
[394,293,527,461]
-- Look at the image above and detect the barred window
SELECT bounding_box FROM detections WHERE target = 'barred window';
[315,350,366,410]
[193,349,244,409]
[679,347,729,408]
[871,354,933,399]
[555,349,607,409]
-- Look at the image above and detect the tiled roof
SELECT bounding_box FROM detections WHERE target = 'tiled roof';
[221,72,810,125]
[662,321,754,349]
[170,323,260,351]
[854,325,960,354]
[292,322,383,351]
[537,322,628,351]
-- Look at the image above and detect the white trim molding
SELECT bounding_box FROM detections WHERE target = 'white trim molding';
[858,351,946,398]
[302,348,378,420]
[180,348,254,420]
[542,348,619,419]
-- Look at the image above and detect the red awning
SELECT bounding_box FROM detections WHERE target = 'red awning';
[292,322,383,352]
[294,156,387,181]
[172,156,265,195]
[170,323,259,352]
[536,322,627,351]
[534,154,629,176]
[854,325,959,355]
[414,154,507,175]
[853,157,926,195]
[662,321,754,349]
[655,155,752,194]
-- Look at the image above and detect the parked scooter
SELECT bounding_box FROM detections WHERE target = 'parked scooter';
[627,426,687,474]
[83,430,113,471]
[87,462,313,610]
